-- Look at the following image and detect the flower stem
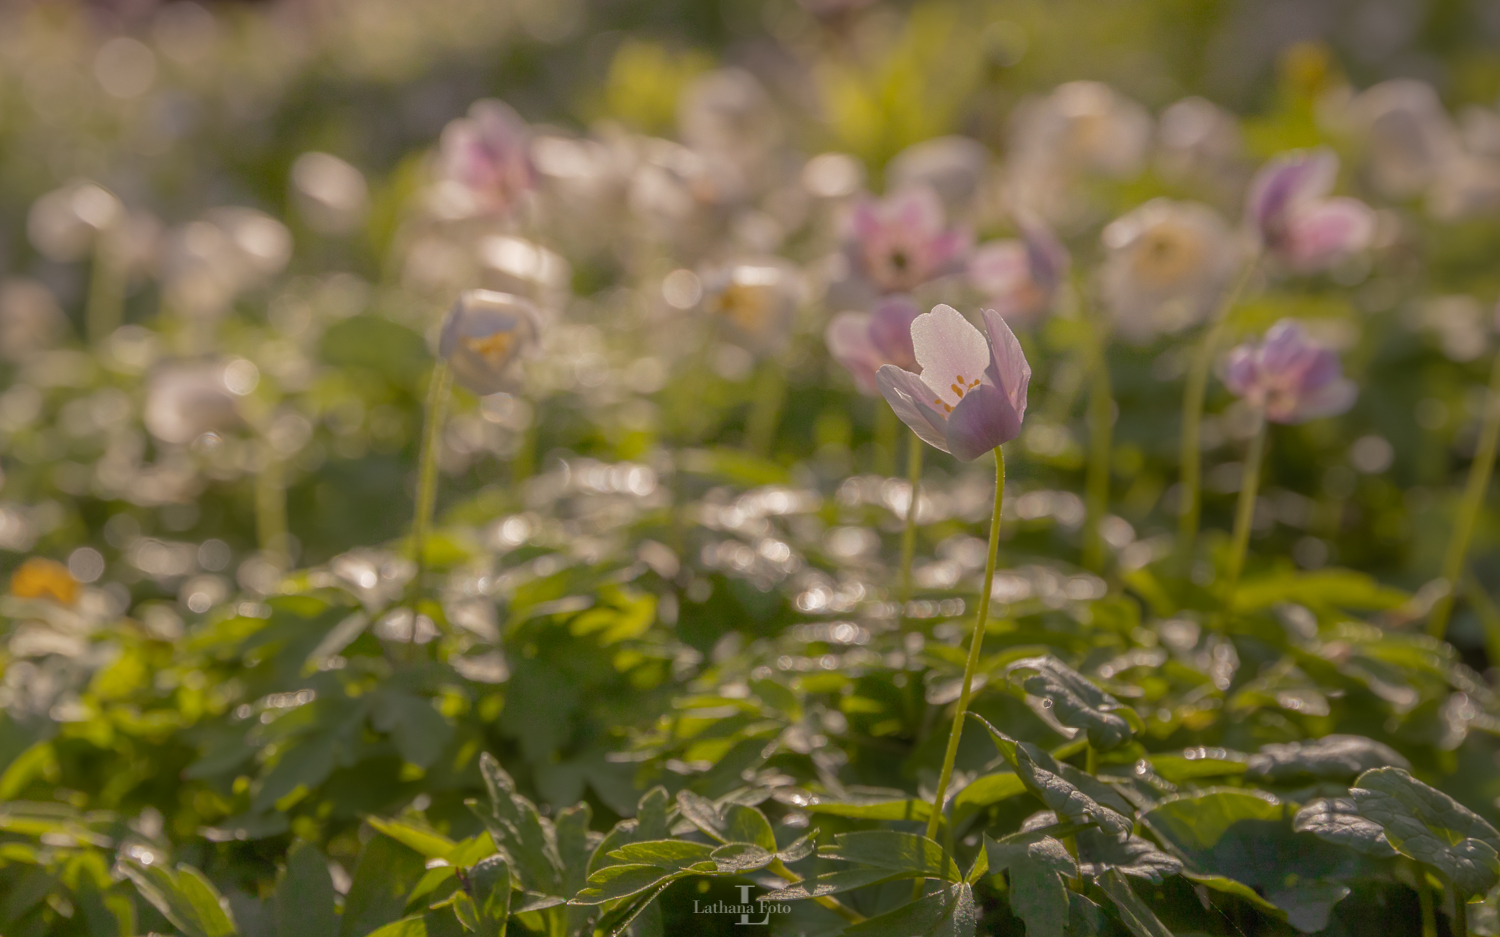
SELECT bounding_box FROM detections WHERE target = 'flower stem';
[1177,259,1257,572]
[1416,862,1436,937]
[1429,347,1500,638]
[1083,320,1113,573]
[255,443,288,570]
[85,237,125,347]
[410,361,452,608]
[746,362,786,456]
[1221,411,1268,614]
[922,446,1006,847]
[899,430,924,605]
[1452,882,1469,937]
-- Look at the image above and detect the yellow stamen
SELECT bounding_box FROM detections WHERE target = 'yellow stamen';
[11,557,78,606]
[463,331,516,366]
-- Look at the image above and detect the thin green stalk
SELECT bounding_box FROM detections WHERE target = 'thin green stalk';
[1415,862,1436,937]
[898,430,923,605]
[1429,348,1500,638]
[512,420,537,484]
[85,237,125,346]
[410,361,452,608]
[1452,882,1469,937]
[1082,318,1114,573]
[921,446,1006,849]
[255,444,288,570]
[1221,412,1268,614]
[1084,744,1098,776]
[875,403,899,476]
[1177,258,1258,569]
[746,361,787,455]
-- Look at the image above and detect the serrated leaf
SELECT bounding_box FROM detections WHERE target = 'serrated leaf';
[121,861,238,937]
[1006,656,1136,751]
[470,754,563,896]
[822,830,962,880]
[571,865,676,905]
[709,842,775,873]
[1098,868,1175,937]
[276,842,337,937]
[466,855,510,937]
[674,790,776,850]
[367,818,456,861]
[1147,749,1250,784]
[1076,829,1183,882]
[986,833,1074,937]
[1246,735,1409,785]
[1293,798,1399,857]
[607,840,715,871]
[1351,767,1500,895]
[841,883,975,937]
[340,834,428,937]
[952,772,1027,822]
[763,868,905,901]
[970,715,1132,839]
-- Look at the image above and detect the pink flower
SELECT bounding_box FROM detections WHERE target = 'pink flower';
[967,215,1069,326]
[1246,149,1375,272]
[439,290,541,395]
[876,304,1031,461]
[846,186,971,294]
[825,295,921,394]
[439,100,536,216]
[1221,319,1356,424]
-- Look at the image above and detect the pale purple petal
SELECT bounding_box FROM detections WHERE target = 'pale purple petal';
[1284,377,1358,423]
[968,240,1029,296]
[877,365,951,453]
[1247,148,1339,240]
[868,295,920,370]
[849,197,882,242]
[911,304,992,409]
[890,185,945,238]
[826,312,882,395]
[923,226,974,276]
[1280,197,1376,271]
[981,307,1031,417]
[1018,213,1070,294]
[945,382,1022,460]
[1220,344,1261,398]
[1259,320,1314,374]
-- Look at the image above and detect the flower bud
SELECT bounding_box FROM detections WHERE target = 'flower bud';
[439,290,541,396]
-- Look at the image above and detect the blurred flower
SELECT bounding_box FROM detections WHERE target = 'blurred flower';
[1100,199,1237,342]
[877,304,1031,461]
[886,136,990,215]
[10,557,79,606]
[1007,82,1152,224]
[0,279,69,361]
[1155,96,1244,188]
[163,209,291,319]
[439,99,536,217]
[967,214,1069,327]
[1352,79,1458,200]
[439,290,541,396]
[477,235,571,310]
[1246,149,1375,272]
[27,180,123,263]
[702,259,803,356]
[679,68,781,174]
[1221,319,1356,424]
[796,0,876,20]
[292,152,370,236]
[825,295,921,394]
[846,186,970,295]
[1427,152,1500,222]
[144,362,242,445]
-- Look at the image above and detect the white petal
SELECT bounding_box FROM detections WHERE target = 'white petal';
[911,304,991,409]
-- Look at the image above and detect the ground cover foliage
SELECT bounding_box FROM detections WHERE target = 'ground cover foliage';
[5,0,1500,935]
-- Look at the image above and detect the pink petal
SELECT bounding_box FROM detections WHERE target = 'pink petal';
[1280,197,1376,271]
[868,296,921,370]
[877,365,951,453]
[890,185,945,237]
[911,304,991,409]
[1284,377,1357,423]
[981,308,1031,418]
[825,312,882,395]
[945,381,1022,460]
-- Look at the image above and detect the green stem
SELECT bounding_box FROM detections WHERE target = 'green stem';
[1429,348,1500,638]
[1221,412,1268,616]
[875,403,898,476]
[410,361,452,608]
[1083,319,1113,573]
[1452,882,1470,937]
[85,236,125,346]
[921,446,1006,846]
[1085,744,1098,776]
[1177,258,1257,570]
[769,859,864,923]
[255,443,288,570]
[898,430,923,605]
[746,361,787,456]
[1416,862,1436,937]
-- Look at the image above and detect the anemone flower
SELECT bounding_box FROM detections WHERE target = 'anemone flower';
[847,186,970,295]
[1221,319,1357,424]
[439,289,541,396]
[439,99,536,217]
[967,215,1070,327]
[1247,149,1376,272]
[825,295,921,394]
[876,304,1030,462]
[1100,198,1238,343]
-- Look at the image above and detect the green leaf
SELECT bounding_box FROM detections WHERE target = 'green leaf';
[1233,568,1409,615]
[121,861,238,937]
[470,754,563,896]
[340,834,428,937]
[1076,829,1183,883]
[1064,892,1108,936]
[1293,798,1399,857]
[276,842,337,937]
[822,830,962,881]
[1147,749,1250,784]
[674,790,777,850]
[986,833,1074,937]
[1098,868,1175,937]
[572,865,676,905]
[708,842,776,873]
[367,819,457,861]
[803,798,935,822]
[371,690,455,770]
[970,715,1133,839]
[1006,656,1137,751]
[1245,735,1409,785]
[763,868,906,901]
[842,883,976,937]
[606,839,715,871]
[952,772,1027,822]
[252,736,336,812]
[1351,767,1500,895]
[466,855,510,937]
[365,916,428,937]
[1142,790,1367,932]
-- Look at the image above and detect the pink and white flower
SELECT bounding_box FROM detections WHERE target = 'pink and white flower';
[876,304,1031,461]
[846,186,971,294]
[1221,319,1357,424]
[967,215,1069,327]
[1246,149,1375,272]
[439,100,536,217]
[825,295,921,394]
[439,289,541,396]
